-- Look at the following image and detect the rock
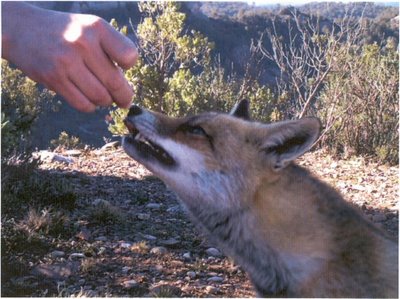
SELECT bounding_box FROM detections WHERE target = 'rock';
[141,234,157,241]
[78,278,86,285]
[95,236,107,242]
[207,276,224,283]
[34,151,75,164]
[122,266,131,274]
[159,238,180,248]
[205,285,219,294]
[183,252,191,260]
[146,203,161,210]
[50,250,65,258]
[52,154,75,164]
[137,213,150,220]
[123,279,138,289]
[120,242,133,249]
[206,247,222,257]
[186,271,196,279]
[101,141,120,150]
[150,246,168,255]
[64,149,82,156]
[372,214,387,222]
[31,262,79,280]
[167,205,181,213]
[76,228,91,241]
[154,265,163,272]
[69,253,86,260]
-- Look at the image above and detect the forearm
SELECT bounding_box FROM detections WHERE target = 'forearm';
[2,2,41,60]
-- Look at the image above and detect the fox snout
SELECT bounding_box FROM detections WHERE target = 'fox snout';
[127,105,143,117]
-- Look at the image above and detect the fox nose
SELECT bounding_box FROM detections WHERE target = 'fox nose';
[128,105,142,117]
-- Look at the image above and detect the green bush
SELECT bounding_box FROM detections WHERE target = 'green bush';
[1,60,55,157]
[50,131,85,151]
[317,41,398,164]
[107,2,276,136]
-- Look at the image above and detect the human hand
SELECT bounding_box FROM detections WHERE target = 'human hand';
[2,2,138,112]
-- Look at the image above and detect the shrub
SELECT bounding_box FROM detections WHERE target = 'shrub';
[1,60,55,157]
[50,131,85,151]
[317,41,399,164]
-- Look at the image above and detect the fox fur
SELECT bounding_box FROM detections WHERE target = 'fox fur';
[122,100,398,298]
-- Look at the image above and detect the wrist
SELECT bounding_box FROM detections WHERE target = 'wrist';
[1,2,41,60]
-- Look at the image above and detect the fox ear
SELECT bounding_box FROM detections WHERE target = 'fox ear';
[230,99,250,120]
[262,117,321,171]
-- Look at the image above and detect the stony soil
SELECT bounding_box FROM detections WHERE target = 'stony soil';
[2,146,398,297]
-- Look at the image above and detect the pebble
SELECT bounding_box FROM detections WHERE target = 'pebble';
[183,252,191,260]
[78,278,86,285]
[120,242,133,249]
[150,246,168,255]
[141,234,157,241]
[52,154,75,164]
[50,250,65,258]
[206,247,222,257]
[167,205,181,213]
[101,141,120,150]
[137,213,150,220]
[95,236,107,242]
[205,285,219,294]
[159,238,180,248]
[207,276,224,283]
[65,149,82,156]
[69,253,86,260]
[121,266,131,274]
[186,271,196,279]
[146,203,161,210]
[123,279,138,289]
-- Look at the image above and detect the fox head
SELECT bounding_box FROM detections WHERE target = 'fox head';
[122,100,321,209]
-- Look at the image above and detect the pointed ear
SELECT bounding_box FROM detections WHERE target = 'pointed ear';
[230,99,250,120]
[262,117,321,171]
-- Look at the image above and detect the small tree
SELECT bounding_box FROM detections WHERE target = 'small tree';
[108,2,275,136]
[317,40,399,164]
[259,8,363,119]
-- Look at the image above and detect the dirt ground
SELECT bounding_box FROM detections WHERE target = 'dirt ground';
[1,146,398,297]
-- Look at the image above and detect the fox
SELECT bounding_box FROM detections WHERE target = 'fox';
[122,100,398,298]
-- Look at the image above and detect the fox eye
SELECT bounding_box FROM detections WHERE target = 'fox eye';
[186,126,207,136]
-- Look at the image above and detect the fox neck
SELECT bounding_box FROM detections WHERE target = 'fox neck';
[175,163,332,296]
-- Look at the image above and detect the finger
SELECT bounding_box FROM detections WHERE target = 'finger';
[84,46,133,109]
[99,23,138,69]
[69,62,113,107]
[51,78,97,113]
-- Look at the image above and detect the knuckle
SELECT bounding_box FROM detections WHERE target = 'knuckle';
[79,102,96,113]
[106,75,126,93]
[94,91,113,107]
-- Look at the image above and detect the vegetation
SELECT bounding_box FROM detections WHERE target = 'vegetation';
[1,60,55,157]
[317,41,398,163]
[107,2,398,165]
[50,131,85,151]
[108,2,275,136]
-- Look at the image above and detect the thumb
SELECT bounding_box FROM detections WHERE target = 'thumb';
[100,24,138,69]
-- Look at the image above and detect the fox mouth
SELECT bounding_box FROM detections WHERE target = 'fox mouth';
[123,119,175,167]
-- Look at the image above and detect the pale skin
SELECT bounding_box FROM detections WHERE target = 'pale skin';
[2,2,138,112]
